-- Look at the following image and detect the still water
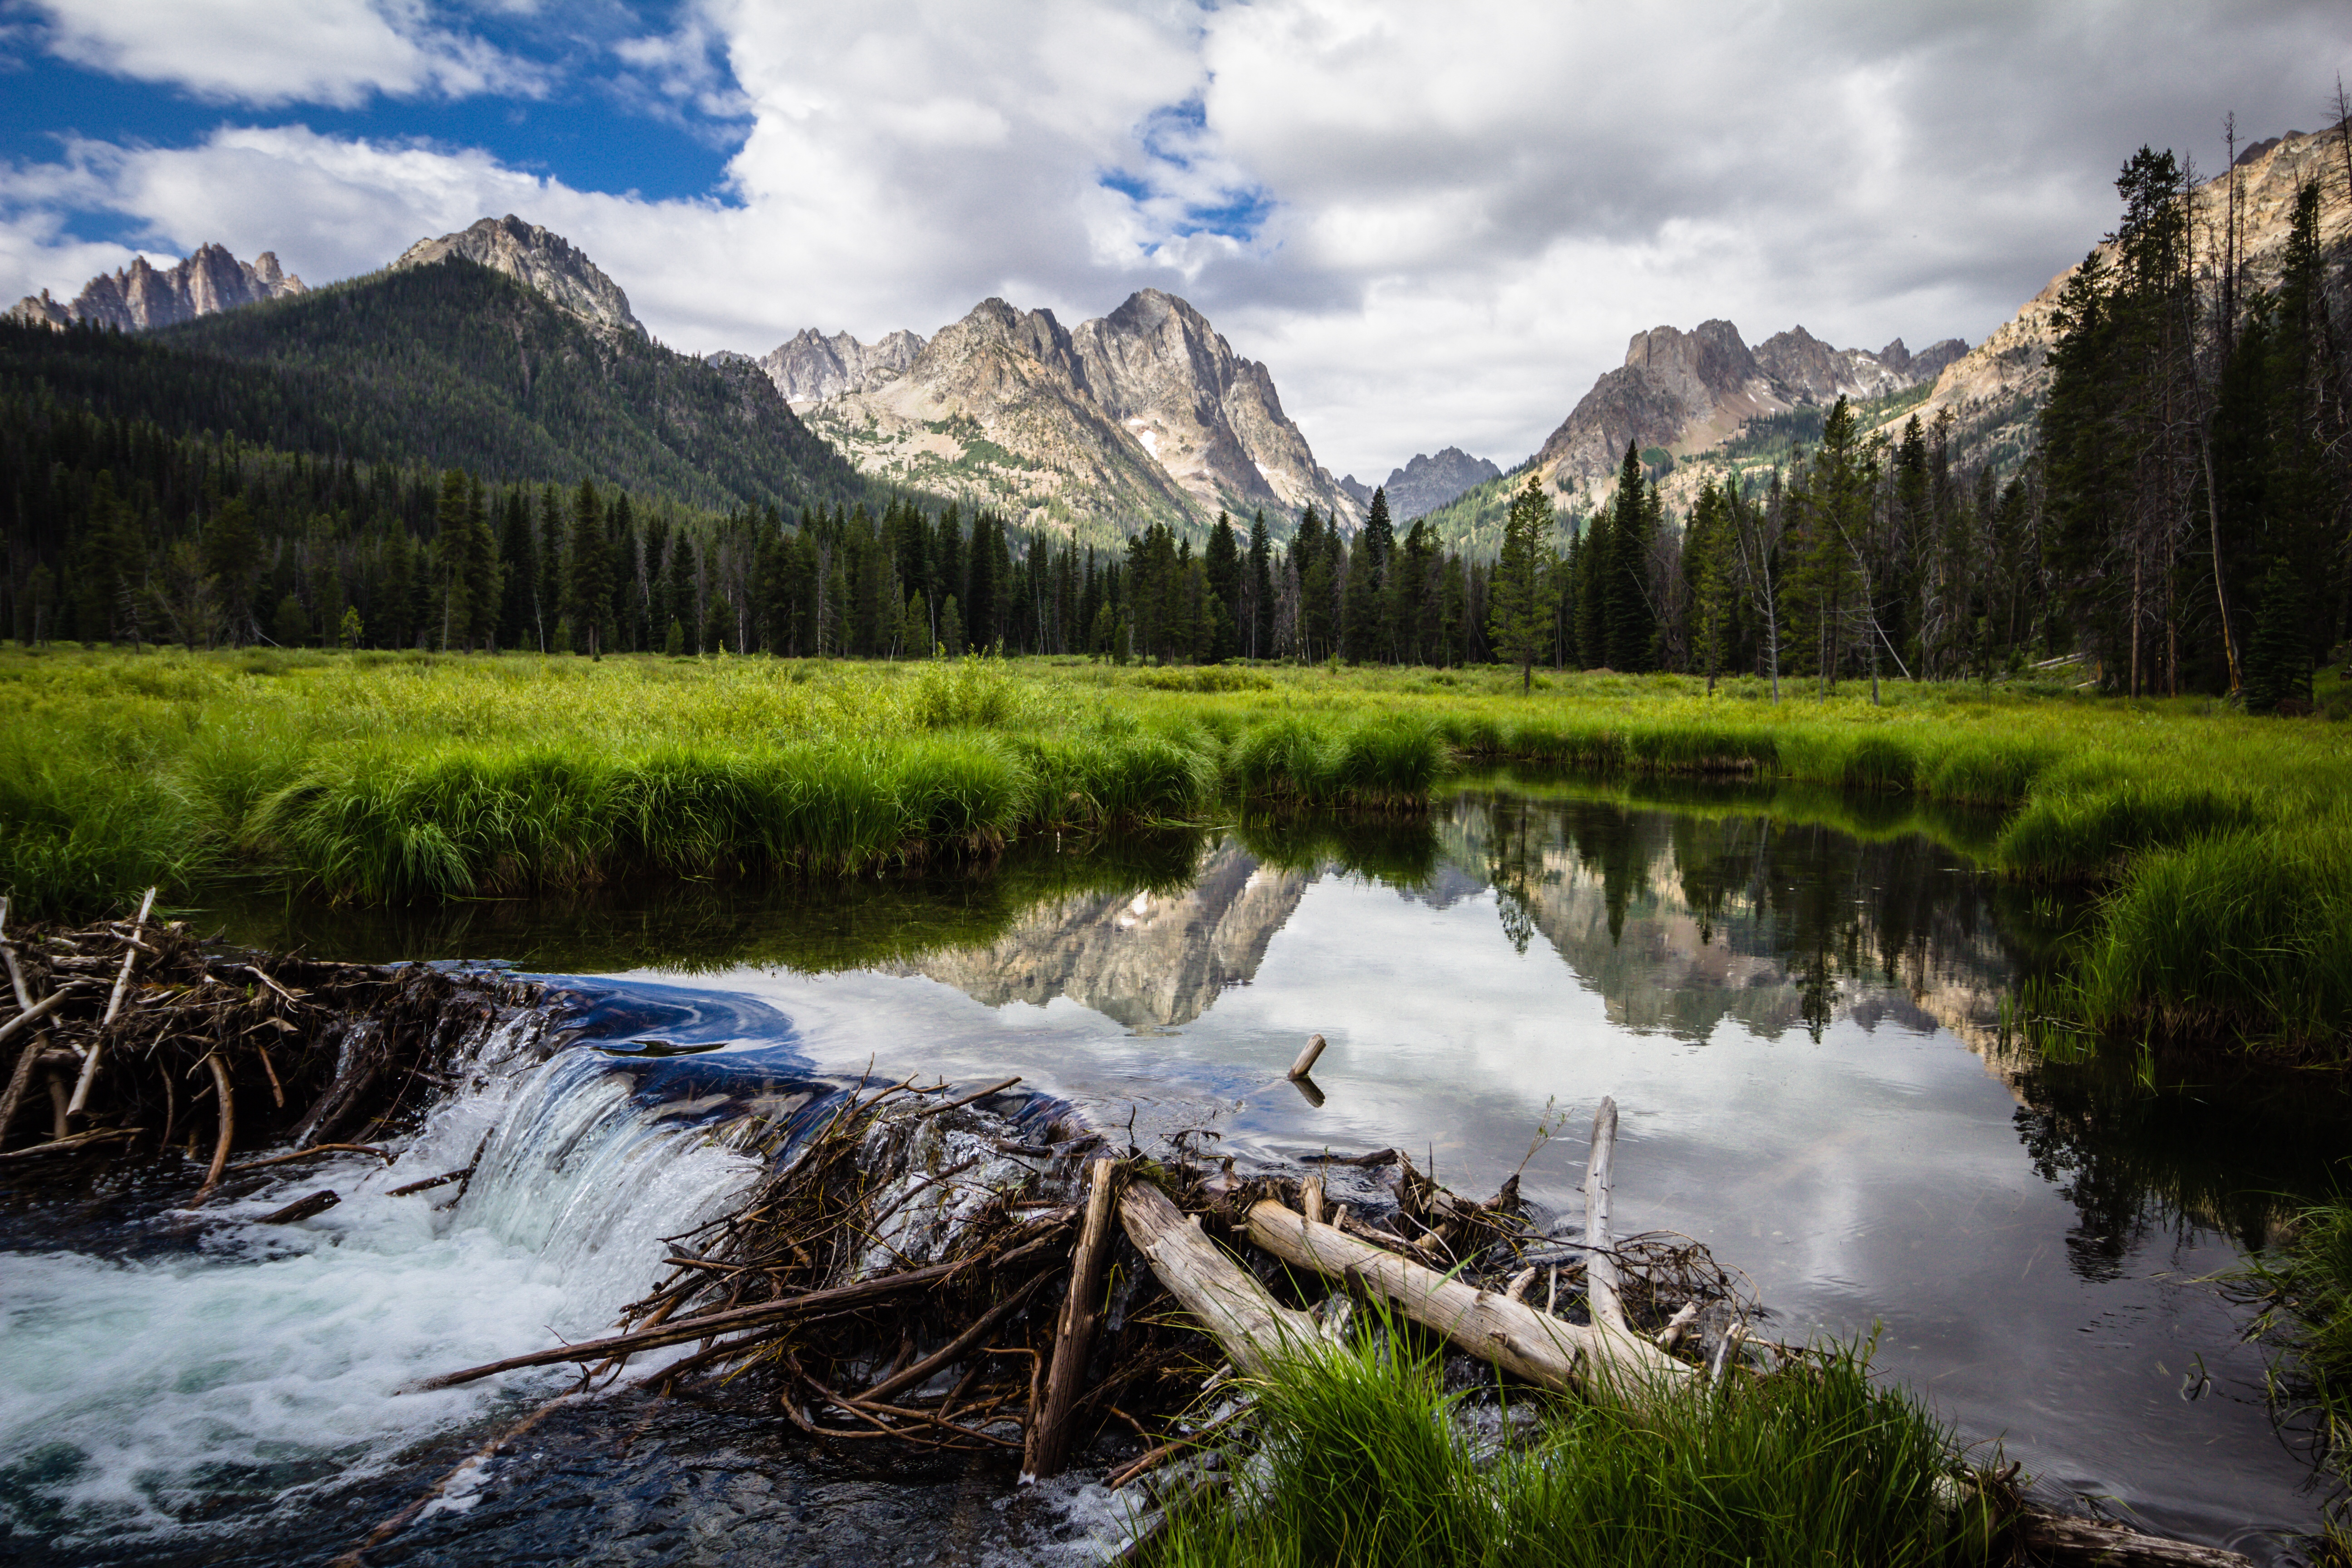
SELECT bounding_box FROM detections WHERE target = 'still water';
[5,773,2346,1563]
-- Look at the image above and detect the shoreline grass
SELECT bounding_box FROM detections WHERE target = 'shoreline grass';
[1142,1320,2001,1568]
[4,645,2348,1060]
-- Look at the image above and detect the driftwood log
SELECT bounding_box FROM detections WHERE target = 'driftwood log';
[1117,1179,1321,1377]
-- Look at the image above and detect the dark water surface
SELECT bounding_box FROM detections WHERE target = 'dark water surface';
[10,773,2350,1563]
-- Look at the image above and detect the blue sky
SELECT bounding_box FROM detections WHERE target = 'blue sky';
[2,1,2345,479]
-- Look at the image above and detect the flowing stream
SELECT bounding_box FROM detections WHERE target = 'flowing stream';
[4,773,2347,1563]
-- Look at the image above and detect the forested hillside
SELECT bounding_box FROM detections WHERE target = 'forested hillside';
[0,258,868,517]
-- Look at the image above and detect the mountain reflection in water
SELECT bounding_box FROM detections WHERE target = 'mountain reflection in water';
[206,775,2352,1558]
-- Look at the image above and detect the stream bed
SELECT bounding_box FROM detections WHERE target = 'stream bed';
[4,773,2347,1563]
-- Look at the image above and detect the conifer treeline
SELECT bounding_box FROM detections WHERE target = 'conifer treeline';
[1492,149,2350,705]
[0,388,1514,662]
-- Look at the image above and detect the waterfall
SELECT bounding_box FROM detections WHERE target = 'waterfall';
[0,975,829,1549]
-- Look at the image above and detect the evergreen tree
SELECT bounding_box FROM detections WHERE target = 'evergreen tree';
[1686,480,1736,692]
[203,496,262,643]
[1245,512,1273,659]
[564,479,612,656]
[497,487,540,651]
[1488,472,1555,692]
[1340,527,1382,660]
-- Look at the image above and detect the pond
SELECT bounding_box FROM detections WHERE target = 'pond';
[4,773,2346,1564]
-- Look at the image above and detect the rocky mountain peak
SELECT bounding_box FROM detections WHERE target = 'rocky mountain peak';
[7,242,307,331]
[782,287,1359,538]
[392,215,643,338]
[1375,448,1504,520]
[1534,316,1970,497]
[758,327,926,403]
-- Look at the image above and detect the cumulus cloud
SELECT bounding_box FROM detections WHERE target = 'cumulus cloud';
[3,0,2347,477]
[29,0,542,108]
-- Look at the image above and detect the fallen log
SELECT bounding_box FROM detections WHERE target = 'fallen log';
[1241,1200,1687,1396]
[2016,1512,2254,1568]
[1118,1181,1320,1377]
[0,1127,138,1161]
[1583,1096,1626,1332]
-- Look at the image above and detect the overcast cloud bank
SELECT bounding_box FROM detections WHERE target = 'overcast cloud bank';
[4,0,2346,476]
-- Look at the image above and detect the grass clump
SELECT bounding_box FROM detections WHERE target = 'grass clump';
[1147,1324,1998,1568]
[2075,810,2352,1053]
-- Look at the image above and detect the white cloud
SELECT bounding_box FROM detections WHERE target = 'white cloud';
[4,0,2348,479]
[31,0,539,108]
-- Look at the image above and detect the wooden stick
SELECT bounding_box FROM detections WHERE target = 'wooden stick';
[0,1021,49,1148]
[1118,1181,1320,1378]
[0,1127,138,1161]
[191,1053,235,1204]
[860,1269,1058,1407]
[224,1143,394,1174]
[1288,1033,1328,1080]
[1242,1200,1686,1398]
[1656,1301,1700,1349]
[1105,1397,1256,1490]
[68,887,155,1119]
[1025,1157,1119,1480]
[1298,1176,1324,1227]
[1583,1096,1625,1333]
[408,1259,971,1391]
[0,986,72,1050]
[914,1076,1022,1118]
[258,1189,341,1225]
[0,897,36,1012]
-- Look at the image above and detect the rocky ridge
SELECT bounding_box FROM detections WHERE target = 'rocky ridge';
[1341,447,1504,520]
[1531,320,1965,502]
[8,244,306,331]
[393,215,645,338]
[1892,125,2352,466]
[761,328,928,402]
[781,288,1361,538]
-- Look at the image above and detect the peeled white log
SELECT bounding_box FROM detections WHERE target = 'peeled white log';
[1242,1200,1686,1397]
[1118,1182,1320,1377]
[1584,1096,1625,1332]
[69,887,155,1118]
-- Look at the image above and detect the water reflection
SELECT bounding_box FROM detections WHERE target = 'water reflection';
[200,773,2352,1554]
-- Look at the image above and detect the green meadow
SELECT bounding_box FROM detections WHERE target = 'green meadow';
[3,644,2347,1063]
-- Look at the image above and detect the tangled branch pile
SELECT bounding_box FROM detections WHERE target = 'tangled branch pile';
[419,1085,1755,1494]
[0,890,524,1200]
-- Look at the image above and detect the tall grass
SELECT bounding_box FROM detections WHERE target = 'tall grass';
[2075,810,2352,1052]
[1147,1321,1998,1568]
[4,646,2350,1061]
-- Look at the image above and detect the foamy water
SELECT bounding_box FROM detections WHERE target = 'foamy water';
[0,993,771,1549]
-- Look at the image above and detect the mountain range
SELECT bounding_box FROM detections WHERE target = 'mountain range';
[9,245,307,331]
[15,124,2342,552]
[0,216,867,519]
[1890,125,2352,472]
[759,289,1364,539]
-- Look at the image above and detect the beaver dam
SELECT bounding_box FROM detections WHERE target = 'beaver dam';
[0,874,2283,1568]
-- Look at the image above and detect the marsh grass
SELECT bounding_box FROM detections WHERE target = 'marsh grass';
[1146,1320,1998,1568]
[5,647,2350,1058]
